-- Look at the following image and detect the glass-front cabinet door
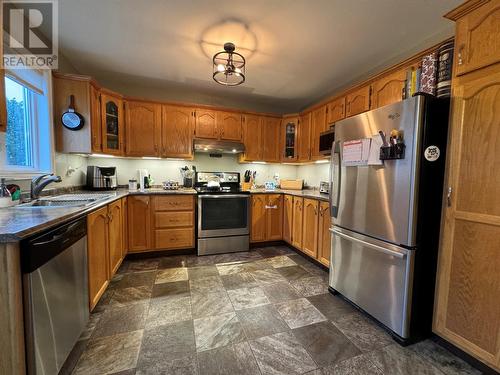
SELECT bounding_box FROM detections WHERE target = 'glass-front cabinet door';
[101,92,124,155]
[282,117,298,161]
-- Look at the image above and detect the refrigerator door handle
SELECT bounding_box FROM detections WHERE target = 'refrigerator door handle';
[330,141,341,218]
[330,228,406,259]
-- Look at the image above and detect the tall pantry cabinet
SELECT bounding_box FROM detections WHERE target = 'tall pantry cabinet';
[433,0,500,372]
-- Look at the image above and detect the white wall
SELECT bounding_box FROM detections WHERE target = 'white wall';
[296,162,330,187]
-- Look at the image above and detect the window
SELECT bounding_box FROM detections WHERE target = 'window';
[1,70,53,177]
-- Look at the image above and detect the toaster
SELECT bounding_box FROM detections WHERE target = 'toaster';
[319,181,330,194]
[86,166,117,190]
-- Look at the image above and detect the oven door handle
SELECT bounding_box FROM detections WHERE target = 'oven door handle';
[198,194,250,199]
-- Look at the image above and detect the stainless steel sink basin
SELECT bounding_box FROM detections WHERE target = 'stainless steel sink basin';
[15,193,114,209]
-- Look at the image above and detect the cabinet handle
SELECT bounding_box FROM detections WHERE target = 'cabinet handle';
[447,187,452,207]
[457,44,465,66]
[265,205,278,209]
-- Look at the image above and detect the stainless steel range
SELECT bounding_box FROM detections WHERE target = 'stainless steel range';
[195,172,250,256]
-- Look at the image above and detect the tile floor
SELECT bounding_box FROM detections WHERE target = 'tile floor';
[66,245,481,375]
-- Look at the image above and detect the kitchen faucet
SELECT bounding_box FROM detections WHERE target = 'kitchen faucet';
[31,174,62,200]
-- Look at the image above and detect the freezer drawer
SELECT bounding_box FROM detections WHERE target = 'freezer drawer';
[329,227,415,338]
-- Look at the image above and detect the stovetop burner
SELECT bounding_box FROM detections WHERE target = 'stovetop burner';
[194,171,249,194]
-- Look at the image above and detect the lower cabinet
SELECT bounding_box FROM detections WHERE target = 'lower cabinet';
[302,199,319,258]
[283,195,293,244]
[250,194,283,242]
[108,199,124,275]
[127,195,152,252]
[317,202,331,267]
[292,197,303,249]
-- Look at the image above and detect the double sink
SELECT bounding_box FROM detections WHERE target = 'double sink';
[16,193,114,209]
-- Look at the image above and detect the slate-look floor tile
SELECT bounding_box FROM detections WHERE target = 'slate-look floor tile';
[110,286,151,307]
[249,331,317,375]
[227,286,270,310]
[113,271,157,290]
[151,280,190,299]
[92,303,148,338]
[197,341,261,375]
[159,255,187,269]
[193,312,245,352]
[146,296,191,328]
[265,255,297,268]
[216,262,248,275]
[189,275,225,293]
[276,265,312,281]
[136,354,198,375]
[220,272,259,290]
[275,298,327,329]
[191,290,234,319]
[291,276,329,297]
[292,321,361,367]
[261,282,300,303]
[126,259,160,273]
[187,265,219,280]
[250,268,288,284]
[306,293,357,322]
[79,311,103,340]
[321,354,383,375]
[73,330,143,375]
[155,267,188,284]
[236,304,289,339]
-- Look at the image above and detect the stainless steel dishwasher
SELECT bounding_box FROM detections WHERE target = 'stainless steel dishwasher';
[21,217,89,375]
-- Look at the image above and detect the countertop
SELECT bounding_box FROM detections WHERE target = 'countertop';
[0,187,328,243]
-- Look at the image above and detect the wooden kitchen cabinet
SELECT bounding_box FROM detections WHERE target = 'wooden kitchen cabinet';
[251,194,267,242]
[122,197,128,254]
[346,85,371,117]
[292,197,304,249]
[297,113,311,162]
[371,68,406,109]
[449,0,500,77]
[127,195,151,252]
[281,116,299,161]
[162,105,195,159]
[241,114,263,161]
[327,97,345,124]
[87,206,109,311]
[125,101,161,157]
[251,194,283,242]
[317,201,331,267]
[310,105,327,160]
[195,109,218,139]
[101,91,125,155]
[217,111,242,141]
[263,117,282,163]
[90,85,102,152]
[301,199,319,258]
[283,194,293,244]
[107,200,124,276]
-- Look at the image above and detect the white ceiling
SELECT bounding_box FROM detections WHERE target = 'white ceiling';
[58,0,462,113]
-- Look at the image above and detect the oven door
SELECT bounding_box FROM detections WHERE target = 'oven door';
[198,194,250,238]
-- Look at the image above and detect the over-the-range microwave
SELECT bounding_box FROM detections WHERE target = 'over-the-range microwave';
[319,127,335,156]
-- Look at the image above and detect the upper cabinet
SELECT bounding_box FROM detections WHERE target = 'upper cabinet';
[162,105,195,159]
[217,111,242,141]
[371,68,407,109]
[262,117,282,163]
[195,109,218,139]
[327,97,345,124]
[310,105,327,160]
[297,113,311,162]
[241,114,263,161]
[125,101,161,157]
[90,85,102,152]
[101,91,124,155]
[281,117,299,162]
[346,85,371,117]
[449,0,500,76]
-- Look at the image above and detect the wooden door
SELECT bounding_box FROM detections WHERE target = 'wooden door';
[327,97,345,124]
[217,111,242,141]
[263,117,281,162]
[451,0,500,76]
[283,195,293,244]
[101,93,124,155]
[281,117,299,161]
[302,199,319,258]
[317,201,331,267]
[251,194,267,242]
[266,194,283,240]
[127,196,151,252]
[125,101,161,157]
[195,109,218,139]
[292,197,303,249]
[433,65,500,372]
[162,105,195,159]
[297,113,311,162]
[311,105,327,160]
[242,114,262,161]
[371,68,406,109]
[108,200,124,276]
[90,85,102,152]
[122,197,128,255]
[346,85,371,117]
[87,206,109,310]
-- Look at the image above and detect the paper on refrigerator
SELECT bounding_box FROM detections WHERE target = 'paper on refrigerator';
[342,139,371,166]
[368,134,384,165]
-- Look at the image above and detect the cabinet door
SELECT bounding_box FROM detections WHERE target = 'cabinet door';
[327,97,345,124]
[346,85,371,117]
[101,93,124,155]
[297,113,311,162]
[127,196,151,252]
[453,0,500,76]
[266,194,283,241]
[302,199,319,258]
[162,105,195,159]
[282,117,299,161]
[242,114,262,161]
[108,200,124,276]
[292,197,303,249]
[122,197,128,255]
[311,105,327,160]
[125,101,161,157]
[87,206,109,310]
[90,85,102,152]
[371,68,406,109]
[195,109,218,139]
[317,201,331,267]
[263,117,281,163]
[283,195,293,244]
[251,194,267,242]
[433,66,500,372]
[218,111,242,141]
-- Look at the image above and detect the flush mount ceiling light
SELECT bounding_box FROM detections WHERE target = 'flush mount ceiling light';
[213,42,246,86]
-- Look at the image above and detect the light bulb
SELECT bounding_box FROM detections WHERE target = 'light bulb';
[217,64,225,72]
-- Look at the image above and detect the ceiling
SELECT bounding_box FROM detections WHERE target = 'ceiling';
[58,0,462,113]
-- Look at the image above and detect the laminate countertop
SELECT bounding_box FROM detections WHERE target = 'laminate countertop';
[249,189,330,202]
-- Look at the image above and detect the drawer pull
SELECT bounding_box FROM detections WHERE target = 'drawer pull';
[265,205,278,209]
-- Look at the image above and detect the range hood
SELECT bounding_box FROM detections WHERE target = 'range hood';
[194,139,245,154]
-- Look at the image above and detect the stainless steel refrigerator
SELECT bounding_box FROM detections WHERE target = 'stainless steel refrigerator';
[329,95,450,344]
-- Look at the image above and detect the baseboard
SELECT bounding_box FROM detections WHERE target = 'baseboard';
[125,248,196,259]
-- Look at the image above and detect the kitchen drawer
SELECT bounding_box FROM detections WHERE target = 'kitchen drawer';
[154,211,193,228]
[153,195,194,211]
[154,228,194,249]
